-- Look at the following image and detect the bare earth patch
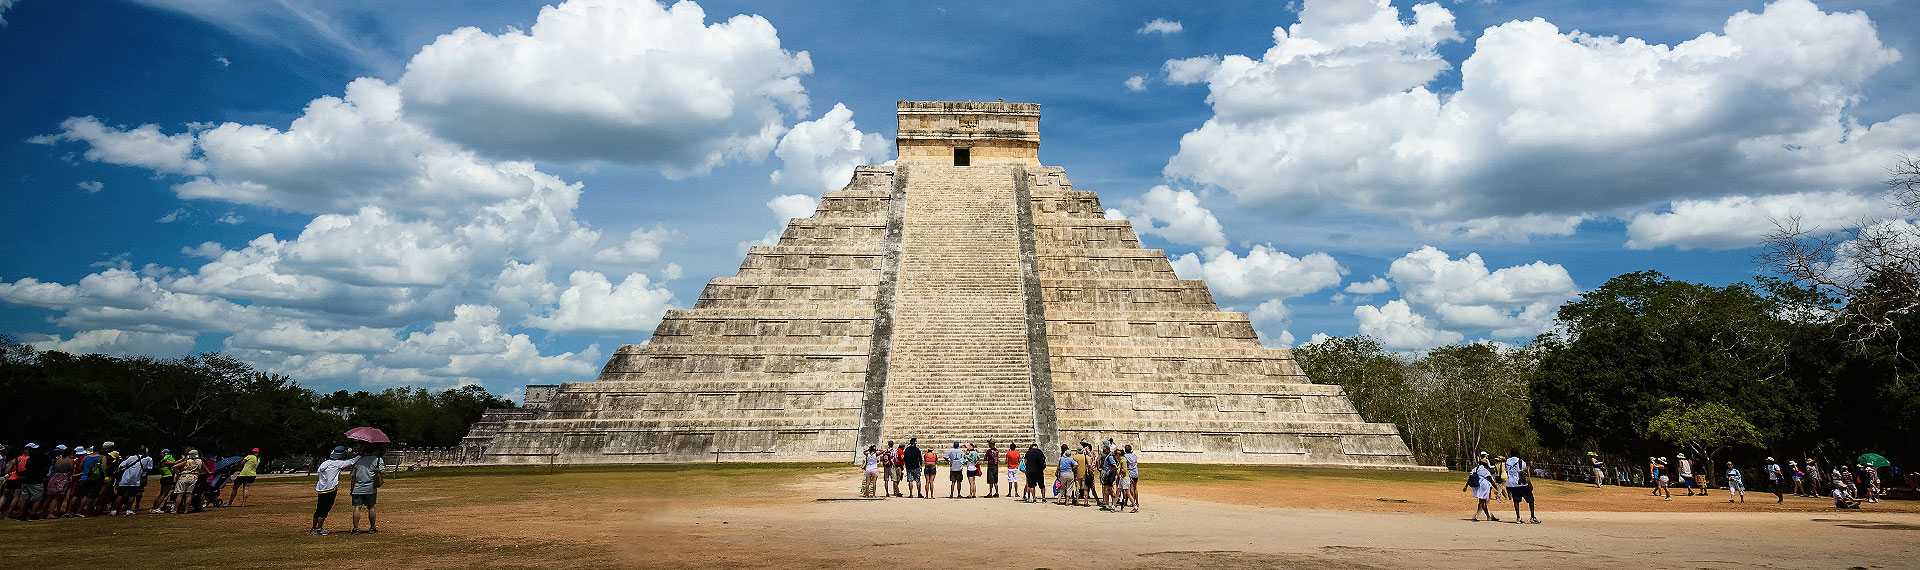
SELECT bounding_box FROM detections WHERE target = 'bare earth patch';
[1,463,1913,569]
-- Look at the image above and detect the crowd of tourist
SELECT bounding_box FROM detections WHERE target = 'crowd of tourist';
[860,437,1141,513]
[1463,449,1900,522]
[0,441,261,521]
[2,439,388,535]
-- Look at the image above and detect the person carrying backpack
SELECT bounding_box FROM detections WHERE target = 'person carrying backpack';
[1506,452,1539,524]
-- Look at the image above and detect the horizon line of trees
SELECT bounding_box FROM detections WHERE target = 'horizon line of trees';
[0,338,516,461]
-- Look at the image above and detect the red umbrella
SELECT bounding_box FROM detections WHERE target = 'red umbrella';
[345,427,391,443]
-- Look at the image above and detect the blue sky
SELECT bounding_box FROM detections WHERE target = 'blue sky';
[3,0,1917,396]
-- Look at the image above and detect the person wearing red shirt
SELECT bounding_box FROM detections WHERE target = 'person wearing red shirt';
[1003,444,1021,498]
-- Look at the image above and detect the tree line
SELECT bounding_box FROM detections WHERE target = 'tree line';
[0,338,515,463]
[1298,157,1920,474]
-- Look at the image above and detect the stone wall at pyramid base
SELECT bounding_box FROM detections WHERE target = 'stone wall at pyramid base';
[484,421,860,464]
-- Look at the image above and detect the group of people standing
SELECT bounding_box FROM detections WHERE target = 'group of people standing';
[1644,454,1886,508]
[859,438,1141,513]
[0,441,261,521]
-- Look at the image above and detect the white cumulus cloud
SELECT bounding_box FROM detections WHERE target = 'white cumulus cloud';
[1626,191,1896,250]
[1113,186,1226,247]
[1163,0,1919,240]
[1355,299,1463,350]
[528,271,676,335]
[27,329,198,357]
[1385,245,1578,339]
[1138,18,1183,35]
[770,103,890,193]
[398,0,812,176]
[1171,245,1345,299]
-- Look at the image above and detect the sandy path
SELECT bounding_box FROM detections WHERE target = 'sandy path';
[409,470,1919,570]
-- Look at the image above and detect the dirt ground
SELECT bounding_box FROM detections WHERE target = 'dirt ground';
[2,463,1914,569]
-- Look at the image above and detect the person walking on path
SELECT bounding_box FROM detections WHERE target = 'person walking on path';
[149,449,177,513]
[983,441,1000,498]
[1805,459,1820,495]
[903,439,923,499]
[311,446,355,535]
[1465,458,1497,522]
[1725,462,1745,503]
[1865,464,1882,503]
[1765,458,1784,503]
[349,446,385,533]
[1589,452,1605,488]
[1003,443,1021,498]
[228,448,261,507]
[13,444,51,521]
[1123,445,1140,513]
[1505,452,1539,523]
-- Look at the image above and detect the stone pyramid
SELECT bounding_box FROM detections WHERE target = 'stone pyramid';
[482,101,1418,467]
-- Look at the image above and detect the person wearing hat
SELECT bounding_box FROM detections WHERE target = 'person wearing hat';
[12,443,52,521]
[1765,457,1784,503]
[859,445,881,498]
[150,449,178,513]
[1789,460,1805,496]
[1588,452,1606,488]
[945,442,965,499]
[227,447,262,507]
[1651,457,1672,500]
[311,446,357,535]
[169,449,204,515]
[902,438,923,498]
[1675,453,1696,495]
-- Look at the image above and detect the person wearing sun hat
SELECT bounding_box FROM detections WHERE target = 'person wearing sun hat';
[228,447,262,507]
[1588,452,1606,488]
[311,446,356,535]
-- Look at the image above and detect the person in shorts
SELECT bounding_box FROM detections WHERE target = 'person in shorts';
[1056,444,1078,506]
[150,449,176,513]
[1124,445,1139,512]
[228,448,261,507]
[983,441,1000,498]
[1505,451,1539,524]
[169,450,203,514]
[902,439,923,498]
[880,441,898,497]
[74,446,104,516]
[14,444,51,521]
[1004,443,1021,498]
[921,448,938,499]
[945,442,965,498]
[350,446,385,533]
[112,446,153,516]
[1022,444,1045,503]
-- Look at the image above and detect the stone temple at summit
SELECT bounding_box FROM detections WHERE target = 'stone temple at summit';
[477,101,1419,467]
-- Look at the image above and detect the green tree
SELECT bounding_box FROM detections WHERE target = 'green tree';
[1647,398,1762,486]
[1528,271,1809,455]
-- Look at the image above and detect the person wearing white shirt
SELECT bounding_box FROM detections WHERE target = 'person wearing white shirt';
[310,446,356,535]
[1505,453,1539,524]
[1465,459,1497,522]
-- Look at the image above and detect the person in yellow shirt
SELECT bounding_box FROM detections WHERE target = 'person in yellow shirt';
[227,448,262,507]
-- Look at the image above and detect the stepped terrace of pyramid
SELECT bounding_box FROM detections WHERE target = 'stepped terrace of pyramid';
[479,101,1419,467]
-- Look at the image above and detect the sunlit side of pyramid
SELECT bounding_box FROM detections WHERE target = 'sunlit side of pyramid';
[482,101,1418,467]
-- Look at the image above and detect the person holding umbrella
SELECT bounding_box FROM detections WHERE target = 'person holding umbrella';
[350,444,386,533]
[311,445,356,535]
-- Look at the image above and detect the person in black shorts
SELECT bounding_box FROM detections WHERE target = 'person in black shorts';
[983,440,1000,498]
[1505,450,1539,524]
[1022,443,1045,503]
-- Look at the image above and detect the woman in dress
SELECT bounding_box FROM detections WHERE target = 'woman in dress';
[860,446,881,497]
[1465,458,1497,522]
